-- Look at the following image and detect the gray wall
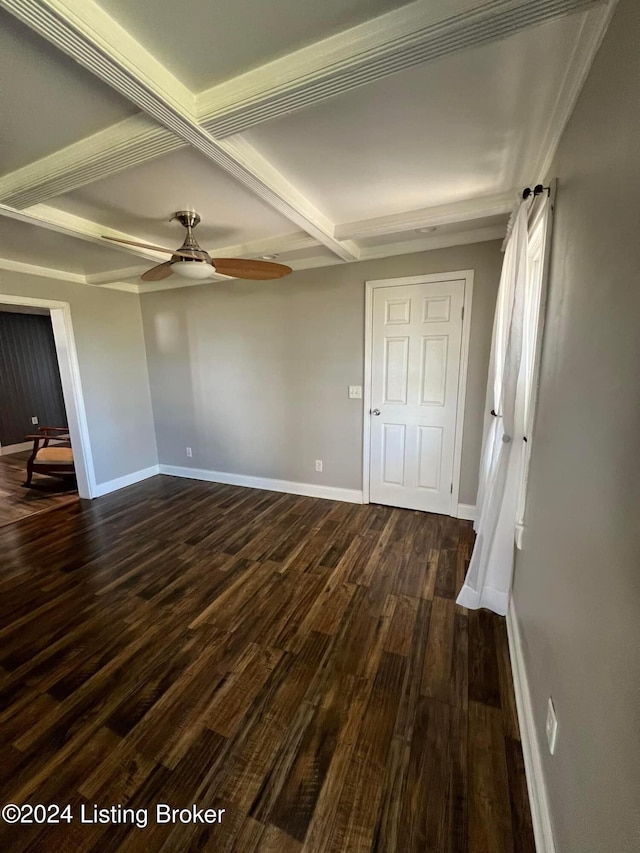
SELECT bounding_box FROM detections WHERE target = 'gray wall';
[141,240,502,504]
[0,271,158,485]
[0,311,67,446]
[512,1,640,850]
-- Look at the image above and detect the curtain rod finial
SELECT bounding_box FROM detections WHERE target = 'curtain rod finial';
[523,184,551,199]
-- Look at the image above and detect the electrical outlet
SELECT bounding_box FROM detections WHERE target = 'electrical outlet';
[186,447,193,458]
[315,460,323,472]
[348,385,362,399]
[546,697,559,754]
[31,416,38,425]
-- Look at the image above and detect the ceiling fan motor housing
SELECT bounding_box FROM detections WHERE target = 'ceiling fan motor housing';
[170,210,211,265]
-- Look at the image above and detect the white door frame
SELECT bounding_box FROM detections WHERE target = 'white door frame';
[362,270,474,516]
[0,293,97,499]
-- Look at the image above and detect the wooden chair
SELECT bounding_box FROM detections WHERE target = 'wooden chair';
[24,426,75,487]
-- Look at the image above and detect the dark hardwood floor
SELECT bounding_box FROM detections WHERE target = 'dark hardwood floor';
[0,476,534,852]
[0,450,78,528]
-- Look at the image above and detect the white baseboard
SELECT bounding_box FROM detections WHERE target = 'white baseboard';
[1,441,36,455]
[93,464,160,498]
[158,464,364,504]
[456,502,476,520]
[506,600,556,853]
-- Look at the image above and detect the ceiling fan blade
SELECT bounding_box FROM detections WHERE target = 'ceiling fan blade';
[211,258,292,280]
[103,235,211,261]
[102,235,177,254]
[141,261,174,281]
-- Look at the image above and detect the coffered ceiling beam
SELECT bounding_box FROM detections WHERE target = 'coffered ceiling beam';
[0,0,608,218]
[335,191,514,241]
[197,0,606,138]
[0,0,357,260]
[0,115,184,211]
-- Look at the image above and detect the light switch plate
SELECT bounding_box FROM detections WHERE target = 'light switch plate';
[31,416,38,424]
[348,385,362,399]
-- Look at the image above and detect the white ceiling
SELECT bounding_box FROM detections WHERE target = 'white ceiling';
[0,217,140,275]
[98,0,415,91]
[0,0,615,293]
[239,13,584,223]
[0,9,137,173]
[50,148,302,249]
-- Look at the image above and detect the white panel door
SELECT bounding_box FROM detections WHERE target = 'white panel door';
[369,279,465,514]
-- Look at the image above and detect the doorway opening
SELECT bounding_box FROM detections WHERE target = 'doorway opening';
[0,294,96,526]
[363,270,473,517]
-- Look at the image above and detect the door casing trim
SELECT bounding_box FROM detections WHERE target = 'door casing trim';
[0,292,97,499]
[362,269,474,516]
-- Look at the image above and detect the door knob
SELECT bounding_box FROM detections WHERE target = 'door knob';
[371,408,381,416]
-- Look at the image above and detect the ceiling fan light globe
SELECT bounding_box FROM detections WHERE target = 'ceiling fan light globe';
[170,260,213,280]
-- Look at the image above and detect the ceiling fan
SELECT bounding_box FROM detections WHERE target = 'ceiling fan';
[102,211,292,282]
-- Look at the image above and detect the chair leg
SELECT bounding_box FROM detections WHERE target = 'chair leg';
[24,462,33,487]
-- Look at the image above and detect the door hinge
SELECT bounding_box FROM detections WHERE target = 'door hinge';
[450,483,453,494]
[461,306,464,321]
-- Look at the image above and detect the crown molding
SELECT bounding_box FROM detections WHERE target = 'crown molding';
[85,265,149,285]
[0,220,505,296]
[531,1,617,181]
[0,257,85,284]
[136,277,221,294]
[335,191,514,241]
[98,281,141,293]
[356,224,506,260]
[0,0,356,260]
[0,116,183,210]
[117,223,507,292]
[0,256,140,292]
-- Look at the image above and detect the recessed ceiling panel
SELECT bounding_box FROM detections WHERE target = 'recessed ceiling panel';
[0,218,143,276]
[49,148,297,249]
[0,10,138,175]
[239,13,586,223]
[97,0,414,90]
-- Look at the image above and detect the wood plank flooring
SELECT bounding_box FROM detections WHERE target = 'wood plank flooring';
[0,450,78,527]
[0,475,535,852]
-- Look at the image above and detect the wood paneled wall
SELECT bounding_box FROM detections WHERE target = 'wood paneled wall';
[0,311,67,447]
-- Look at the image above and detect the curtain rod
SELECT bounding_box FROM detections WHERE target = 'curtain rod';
[522,183,550,200]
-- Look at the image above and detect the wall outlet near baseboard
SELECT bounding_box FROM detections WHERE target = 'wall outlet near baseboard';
[546,696,559,754]
[315,460,323,472]
[186,447,193,458]
[31,416,38,424]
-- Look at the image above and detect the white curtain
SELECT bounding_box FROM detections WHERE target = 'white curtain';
[457,195,547,615]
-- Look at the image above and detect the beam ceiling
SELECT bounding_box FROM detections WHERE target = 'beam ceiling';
[0,0,613,285]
